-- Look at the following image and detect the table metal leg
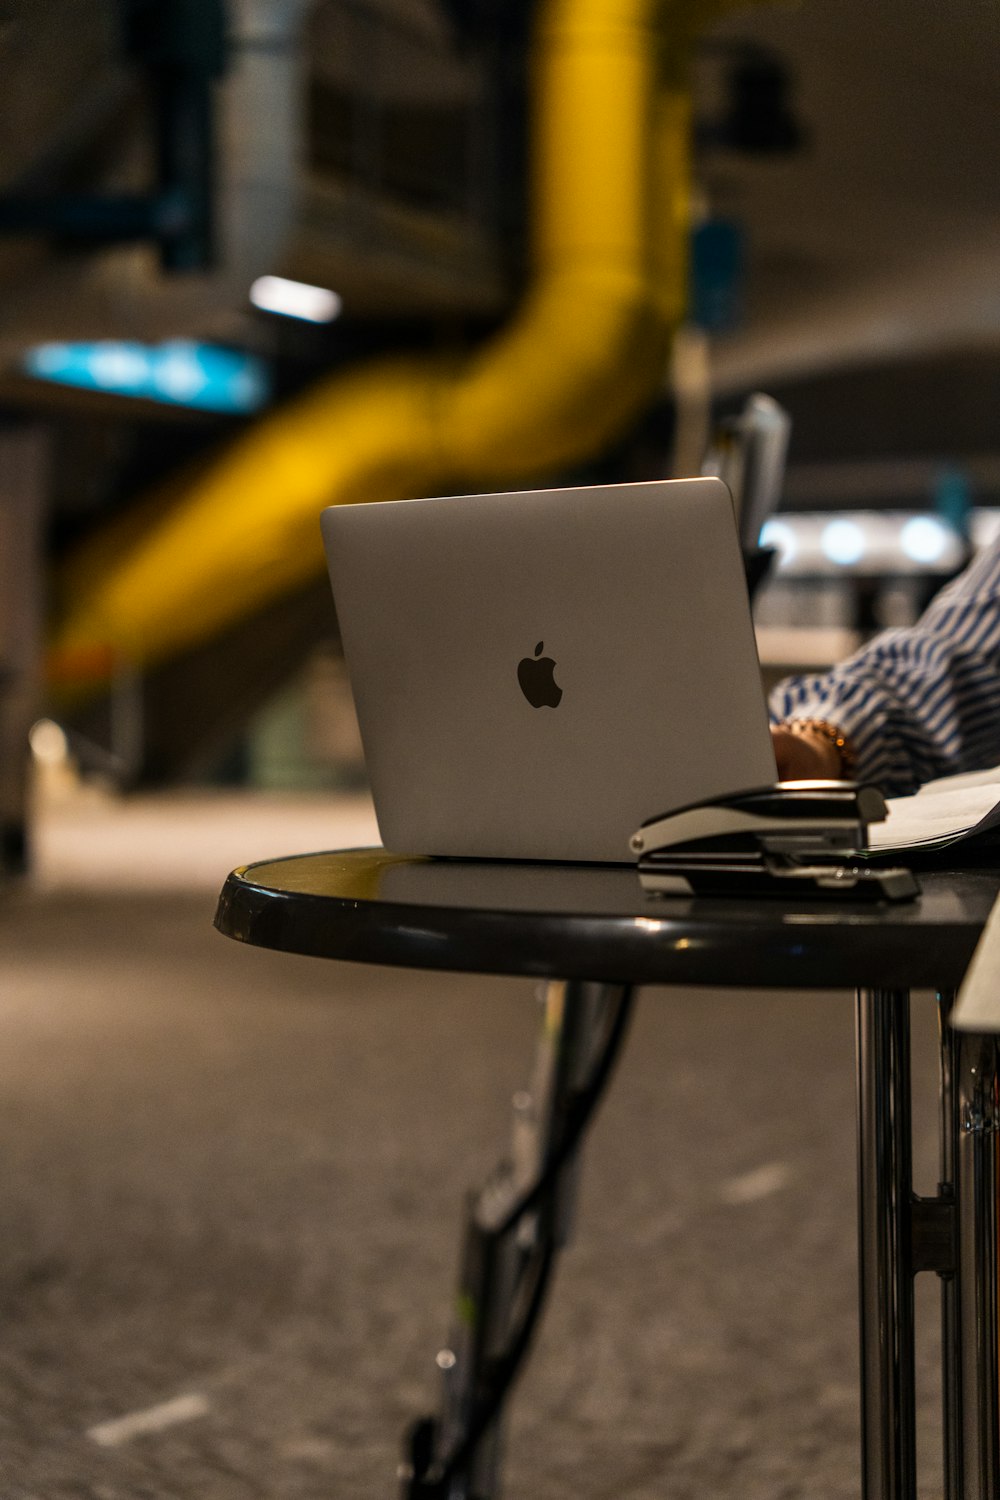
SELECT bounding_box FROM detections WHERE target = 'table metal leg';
[938,998,1000,1500]
[856,987,917,1500]
[857,990,1000,1500]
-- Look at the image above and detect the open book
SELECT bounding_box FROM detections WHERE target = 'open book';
[868,764,1000,857]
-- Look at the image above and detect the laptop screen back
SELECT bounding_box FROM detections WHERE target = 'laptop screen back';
[321,477,776,862]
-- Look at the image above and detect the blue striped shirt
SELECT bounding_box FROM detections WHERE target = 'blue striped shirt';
[768,537,1000,795]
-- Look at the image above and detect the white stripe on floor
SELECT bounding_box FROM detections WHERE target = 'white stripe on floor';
[718,1161,792,1206]
[87,1392,210,1447]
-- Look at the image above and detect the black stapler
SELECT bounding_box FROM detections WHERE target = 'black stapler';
[630,781,919,901]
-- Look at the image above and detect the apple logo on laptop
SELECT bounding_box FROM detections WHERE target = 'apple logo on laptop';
[518,641,562,708]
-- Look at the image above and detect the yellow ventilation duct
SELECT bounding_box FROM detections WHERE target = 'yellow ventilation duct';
[49,0,733,698]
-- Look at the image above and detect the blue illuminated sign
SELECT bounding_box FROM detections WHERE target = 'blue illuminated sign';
[23,340,269,414]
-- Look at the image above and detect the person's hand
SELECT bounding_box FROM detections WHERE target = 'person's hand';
[771,723,845,781]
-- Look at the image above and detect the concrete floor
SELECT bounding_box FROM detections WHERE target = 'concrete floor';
[0,786,947,1498]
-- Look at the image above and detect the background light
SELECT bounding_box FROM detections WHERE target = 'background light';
[29,718,68,766]
[821,518,867,566]
[759,518,797,567]
[900,515,950,565]
[249,275,342,323]
[23,340,269,414]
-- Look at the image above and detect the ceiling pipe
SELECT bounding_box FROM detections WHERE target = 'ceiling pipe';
[49,0,742,697]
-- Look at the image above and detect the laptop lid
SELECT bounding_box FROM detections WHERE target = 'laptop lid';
[321,477,776,863]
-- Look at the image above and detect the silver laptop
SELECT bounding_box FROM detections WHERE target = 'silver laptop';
[321,477,776,863]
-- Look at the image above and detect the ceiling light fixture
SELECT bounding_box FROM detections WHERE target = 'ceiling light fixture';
[249,275,342,323]
[821,518,867,567]
[900,516,950,566]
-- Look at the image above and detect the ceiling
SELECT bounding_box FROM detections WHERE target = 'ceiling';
[0,0,996,478]
[701,0,1000,390]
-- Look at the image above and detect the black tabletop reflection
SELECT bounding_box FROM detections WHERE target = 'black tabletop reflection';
[215,848,1000,991]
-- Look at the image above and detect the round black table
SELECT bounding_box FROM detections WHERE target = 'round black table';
[216,850,1000,1500]
[215,848,1000,988]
